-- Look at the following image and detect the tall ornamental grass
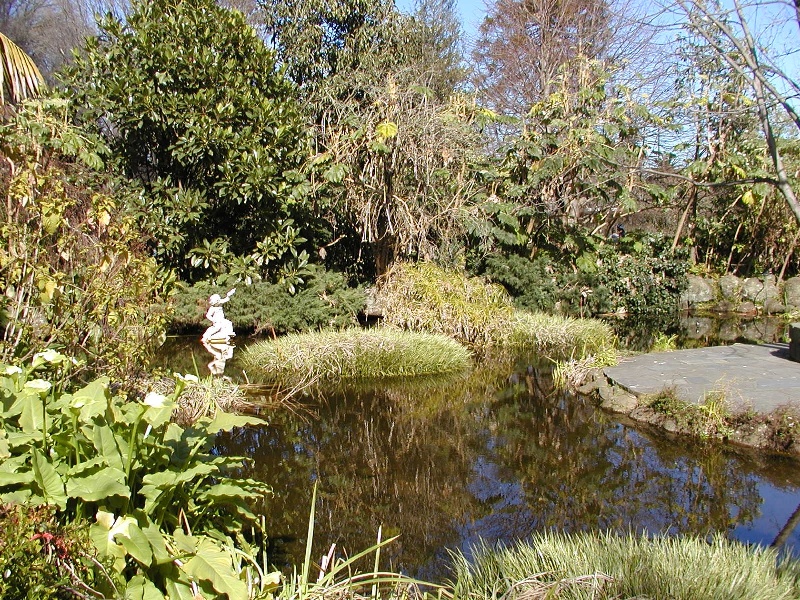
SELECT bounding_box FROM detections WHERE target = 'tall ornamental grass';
[379,262,616,359]
[451,531,800,600]
[240,328,471,387]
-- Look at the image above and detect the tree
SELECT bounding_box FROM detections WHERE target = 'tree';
[257,0,399,95]
[0,0,102,80]
[472,0,613,118]
[674,0,800,237]
[480,61,665,243]
[62,0,311,282]
[254,0,483,276]
[404,0,468,99]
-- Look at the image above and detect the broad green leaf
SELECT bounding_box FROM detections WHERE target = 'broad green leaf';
[322,163,347,184]
[1,489,33,503]
[0,471,34,486]
[163,575,195,600]
[141,521,172,564]
[70,378,110,422]
[92,426,125,471]
[198,482,263,501]
[172,529,198,555]
[66,467,130,501]
[182,538,248,599]
[123,575,165,600]
[18,390,44,433]
[117,522,154,567]
[31,448,67,508]
[90,510,137,572]
[204,413,266,435]
[142,463,216,488]
[141,393,175,429]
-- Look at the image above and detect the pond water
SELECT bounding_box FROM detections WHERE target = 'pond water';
[160,316,800,583]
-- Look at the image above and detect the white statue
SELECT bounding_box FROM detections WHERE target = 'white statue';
[201,289,235,375]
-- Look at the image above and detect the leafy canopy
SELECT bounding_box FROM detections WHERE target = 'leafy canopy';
[63,0,311,282]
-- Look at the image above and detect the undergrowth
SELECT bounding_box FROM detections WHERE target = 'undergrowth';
[170,265,365,334]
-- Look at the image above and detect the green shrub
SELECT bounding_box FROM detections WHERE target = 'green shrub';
[171,265,365,334]
[451,531,800,600]
[240,328,471,387]
[62,0,311,282]
[0,504,108,599]
[478,233,689,317]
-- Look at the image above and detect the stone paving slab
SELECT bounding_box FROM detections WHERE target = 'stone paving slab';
[603,343,800,414]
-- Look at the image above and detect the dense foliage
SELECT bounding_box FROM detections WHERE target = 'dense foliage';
[479,232,689,316]
[0,99,173,378]
[0,504,101,599]
[0,352,276,597]
[171,266,366,334]
[62,0,311,282]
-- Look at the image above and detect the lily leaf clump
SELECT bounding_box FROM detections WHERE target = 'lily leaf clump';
[0,350,278,598]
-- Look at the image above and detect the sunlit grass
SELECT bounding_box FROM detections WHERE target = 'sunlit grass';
[240,328,471,387]
[451,531,800,600]
[379,262,616,360]
[505,311,616,359]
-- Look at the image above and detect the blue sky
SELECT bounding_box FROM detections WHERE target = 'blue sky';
[395,0,487,42]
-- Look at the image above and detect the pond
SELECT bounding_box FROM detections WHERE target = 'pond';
[159,318,800,583]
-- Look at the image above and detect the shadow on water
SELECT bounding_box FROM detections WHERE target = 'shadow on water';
[204,344,800,583]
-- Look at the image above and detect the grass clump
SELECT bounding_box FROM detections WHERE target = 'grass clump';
[451,531,800,600]
[380,261,515,346]
[240,328,471,387]
[644,388,736,439]
[505,311,616,359]
[379,262,616,359]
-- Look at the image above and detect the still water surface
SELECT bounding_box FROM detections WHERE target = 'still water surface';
[161,317,800,582]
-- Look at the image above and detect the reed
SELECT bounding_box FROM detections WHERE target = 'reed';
[275,484,447,600]
[240,328,471,387]
[450,531,800,600]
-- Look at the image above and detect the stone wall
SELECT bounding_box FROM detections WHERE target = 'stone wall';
[680,274,800,315]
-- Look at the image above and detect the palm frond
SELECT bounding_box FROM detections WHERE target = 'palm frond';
[0,32,44,104]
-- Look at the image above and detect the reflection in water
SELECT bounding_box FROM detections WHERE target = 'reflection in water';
[214,354,800,582]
